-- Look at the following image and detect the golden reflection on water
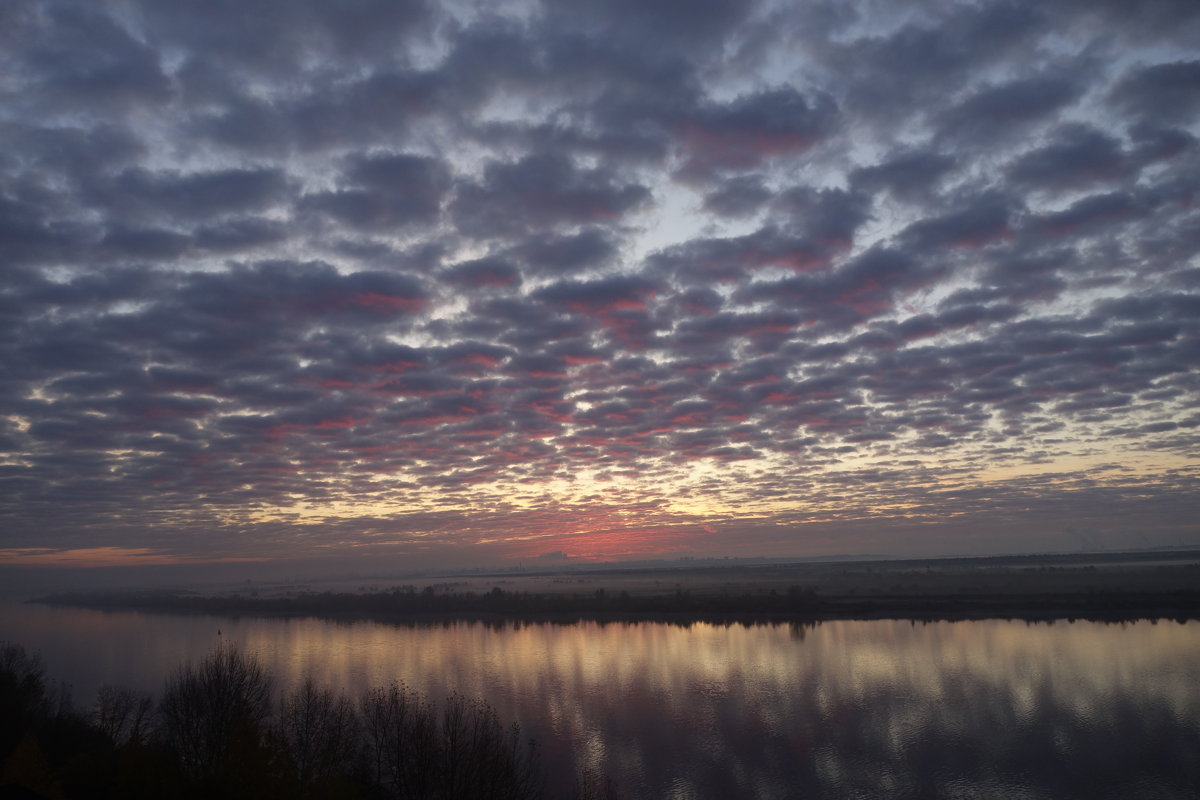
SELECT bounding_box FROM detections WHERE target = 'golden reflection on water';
[228,616,1200,796]
[221,616,1200,714]
[2,605,1198,799]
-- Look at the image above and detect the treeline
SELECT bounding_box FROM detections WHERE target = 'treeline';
[0,640,604,800]
[38,584,824,622]
[37,583,1200,623]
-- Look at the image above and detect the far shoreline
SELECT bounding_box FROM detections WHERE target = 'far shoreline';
[29,550,1200,625]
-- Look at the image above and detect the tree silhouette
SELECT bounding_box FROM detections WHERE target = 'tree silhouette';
[93,685,153,748]
[437,692,542,800]
[276,675,359,798]
[0,642,47,759]
[158,641,273,796]
[360,681,439,798]
[2,639,548,799]
[359,682,542,799]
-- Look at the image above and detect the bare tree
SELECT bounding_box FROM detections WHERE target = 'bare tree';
[359,682,541,800]
[0,642,49,765]
[1,641,47,712]
[158,641,273,787]
[276,675,358,797]
[575,767,624,800]
[437,692,542,800]
[93,685,153,747]
[359,681,439,798]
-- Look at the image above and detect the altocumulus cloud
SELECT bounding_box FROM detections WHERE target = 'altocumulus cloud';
[1,0,1198,567]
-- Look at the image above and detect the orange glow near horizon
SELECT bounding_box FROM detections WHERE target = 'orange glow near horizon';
[0,547,266,568]
[505,523,704,562]
[40,442,1187,569]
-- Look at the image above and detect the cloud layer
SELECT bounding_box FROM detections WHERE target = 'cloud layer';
[2,0,1198,566]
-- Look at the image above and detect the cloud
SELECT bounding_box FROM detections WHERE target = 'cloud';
[936,75,1083,144]
[1,0,1197,565]
[702,176,772,218]
[302,152,450,231]
[675,87,839,182]
[1005,125,1132,191]
[85,166,291,221]
[450,152,652,239]
[1109,60,1200,124]
[8,3,172,111]
[850,149,957,204]
[514,228,619,275]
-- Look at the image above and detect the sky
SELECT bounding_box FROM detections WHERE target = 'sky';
[1,0,1198,572]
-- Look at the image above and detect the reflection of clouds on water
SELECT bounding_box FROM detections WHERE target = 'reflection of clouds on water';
[1,605,1197,799]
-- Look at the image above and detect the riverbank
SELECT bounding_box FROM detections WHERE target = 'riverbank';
[33,550,1200,624]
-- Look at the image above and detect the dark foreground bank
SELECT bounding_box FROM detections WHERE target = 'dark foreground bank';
[1,639,616,800]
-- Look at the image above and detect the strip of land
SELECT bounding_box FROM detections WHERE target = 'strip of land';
[33,550,1200,624]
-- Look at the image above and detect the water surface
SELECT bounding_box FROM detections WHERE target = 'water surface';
[2,603,1197,799]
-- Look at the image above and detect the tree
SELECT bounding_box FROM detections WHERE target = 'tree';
[276,676,358,798]
[0,642,48,759]
[575,767,624,800]
[359,682,541,800]
[436,692,542,800]
[359,681,438,798]
[93,686,153,748]
[158,641,273,794]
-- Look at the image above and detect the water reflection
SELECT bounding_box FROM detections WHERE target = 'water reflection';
[1,605,1197,799]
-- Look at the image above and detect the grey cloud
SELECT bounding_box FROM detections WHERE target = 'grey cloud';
[769,186,872,248]
[193,217,289,253]
[442,258,522,290]
[1110,60,1200,123]
[850,150,957,203]
[1,122,144,177]
[138,0,434,75]
[1059,0,1200,35]
[474,118,672,167]
[824,1,1046,128]
[649,224,845,284]
[451,153,651,239]
[8,3,171,111]
[190,97,294,154]
[195,67,441,154]
[436,19,541,107]
[303,153,449,231]
[85,167,290,221]
[547,0,762,49]
[0,194,91,266]
[514,228,619,275]
[1027,191,1141,238]
[1006,125,1131,190]
[742,245,932,332]
[1127,124,1197,166]
[98,226,193,261]
[936,75,1082,144]
[899,192,1017,251]
[674,87,839,182]
[536,278,653,312]
[702,176,772,218]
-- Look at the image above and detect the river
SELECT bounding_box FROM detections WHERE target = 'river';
[2,603,1197,799]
